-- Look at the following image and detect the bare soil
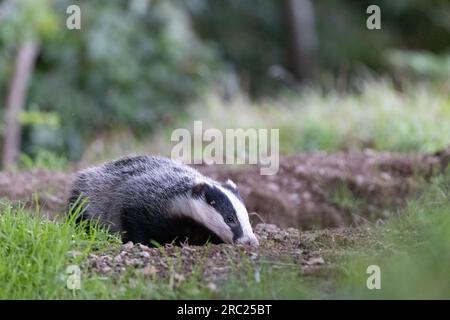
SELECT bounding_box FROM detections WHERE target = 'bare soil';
[84,223,371,287]
[0,149,447,229]
[198,149,447,229]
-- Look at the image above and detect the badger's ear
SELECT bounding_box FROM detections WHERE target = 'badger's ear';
[223,179,237,190]
[223,179,244,202]
[192,182,208,197]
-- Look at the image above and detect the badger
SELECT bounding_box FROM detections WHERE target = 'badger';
[67,155,259,247]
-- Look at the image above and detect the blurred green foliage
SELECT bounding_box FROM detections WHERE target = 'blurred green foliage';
[186,0,286,95]
[387,50,450,80]
[182,81,450,155]
[0,0,449,161]
[191,0,450,93]
[19,149,69,171]
[1,0,221,160]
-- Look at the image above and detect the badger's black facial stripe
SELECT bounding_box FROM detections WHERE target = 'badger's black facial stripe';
[192,182,207,198]
[203,185,243,241]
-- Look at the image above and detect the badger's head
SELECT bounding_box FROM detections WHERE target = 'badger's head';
[172,178,259,246]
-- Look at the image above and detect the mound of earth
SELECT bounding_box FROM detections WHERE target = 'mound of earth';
[0,148,448,229]
[198,149,447,229]
[84,223,367,286]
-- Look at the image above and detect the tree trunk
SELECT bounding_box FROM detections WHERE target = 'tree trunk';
[0,1,12,22]
[283,0,318,83]
[2,41,40,169]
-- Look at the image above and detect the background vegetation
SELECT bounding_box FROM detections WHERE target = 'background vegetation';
[0,0,449,165]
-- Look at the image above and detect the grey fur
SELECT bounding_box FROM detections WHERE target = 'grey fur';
[69,156,206,231]
[67,155,258,246]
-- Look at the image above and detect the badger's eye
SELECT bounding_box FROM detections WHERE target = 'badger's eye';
[227,217,235,224]
[209,200,216,206]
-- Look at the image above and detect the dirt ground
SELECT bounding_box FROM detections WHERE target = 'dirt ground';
[0,148,447,229]
[84,223,372,288]
[1,148,448,291]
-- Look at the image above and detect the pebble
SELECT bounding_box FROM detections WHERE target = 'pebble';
[102,266,112,273]
[207,282,217,292]
[122,241,134,251]
[305,256,325,266]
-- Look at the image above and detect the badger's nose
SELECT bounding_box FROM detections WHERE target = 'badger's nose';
[235,236,259,247]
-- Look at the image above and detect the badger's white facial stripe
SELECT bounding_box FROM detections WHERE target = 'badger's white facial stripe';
[170,182,258,245]
[216,185,258,244]
[170,196,234,244]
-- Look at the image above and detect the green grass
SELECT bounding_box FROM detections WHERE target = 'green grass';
[0,201,308,299]
[79,80,450,165]
[190,80,450,155]
[335,170,450,299]
[19,149,70,171]
[0,201,120,299]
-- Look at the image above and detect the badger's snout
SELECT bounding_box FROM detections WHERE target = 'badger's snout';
[235,235,259,247]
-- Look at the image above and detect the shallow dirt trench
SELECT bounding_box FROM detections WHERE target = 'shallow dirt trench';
[84,223,364,286]
[0,149,446,230]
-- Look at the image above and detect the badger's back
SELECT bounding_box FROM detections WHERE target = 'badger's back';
[68,155,259,247]
[68,155,207,233]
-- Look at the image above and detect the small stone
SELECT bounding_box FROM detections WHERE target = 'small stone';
[274,233,285,241]
[302,192,312,200]
[380,172,392,181]
[126,258,141,266]
[140,265,157,277]
[174,273,185,282]
[101,266,111,273]
[305,256,325,266]
[67,250,82,258]
[139,251,150,258]
[138,244,151,252]
[267,182,280,192]
[355,175,365,185]
[122,241,134,251]
[262,224,278,233]
[206,282,217,292]
[295,165,306,174]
